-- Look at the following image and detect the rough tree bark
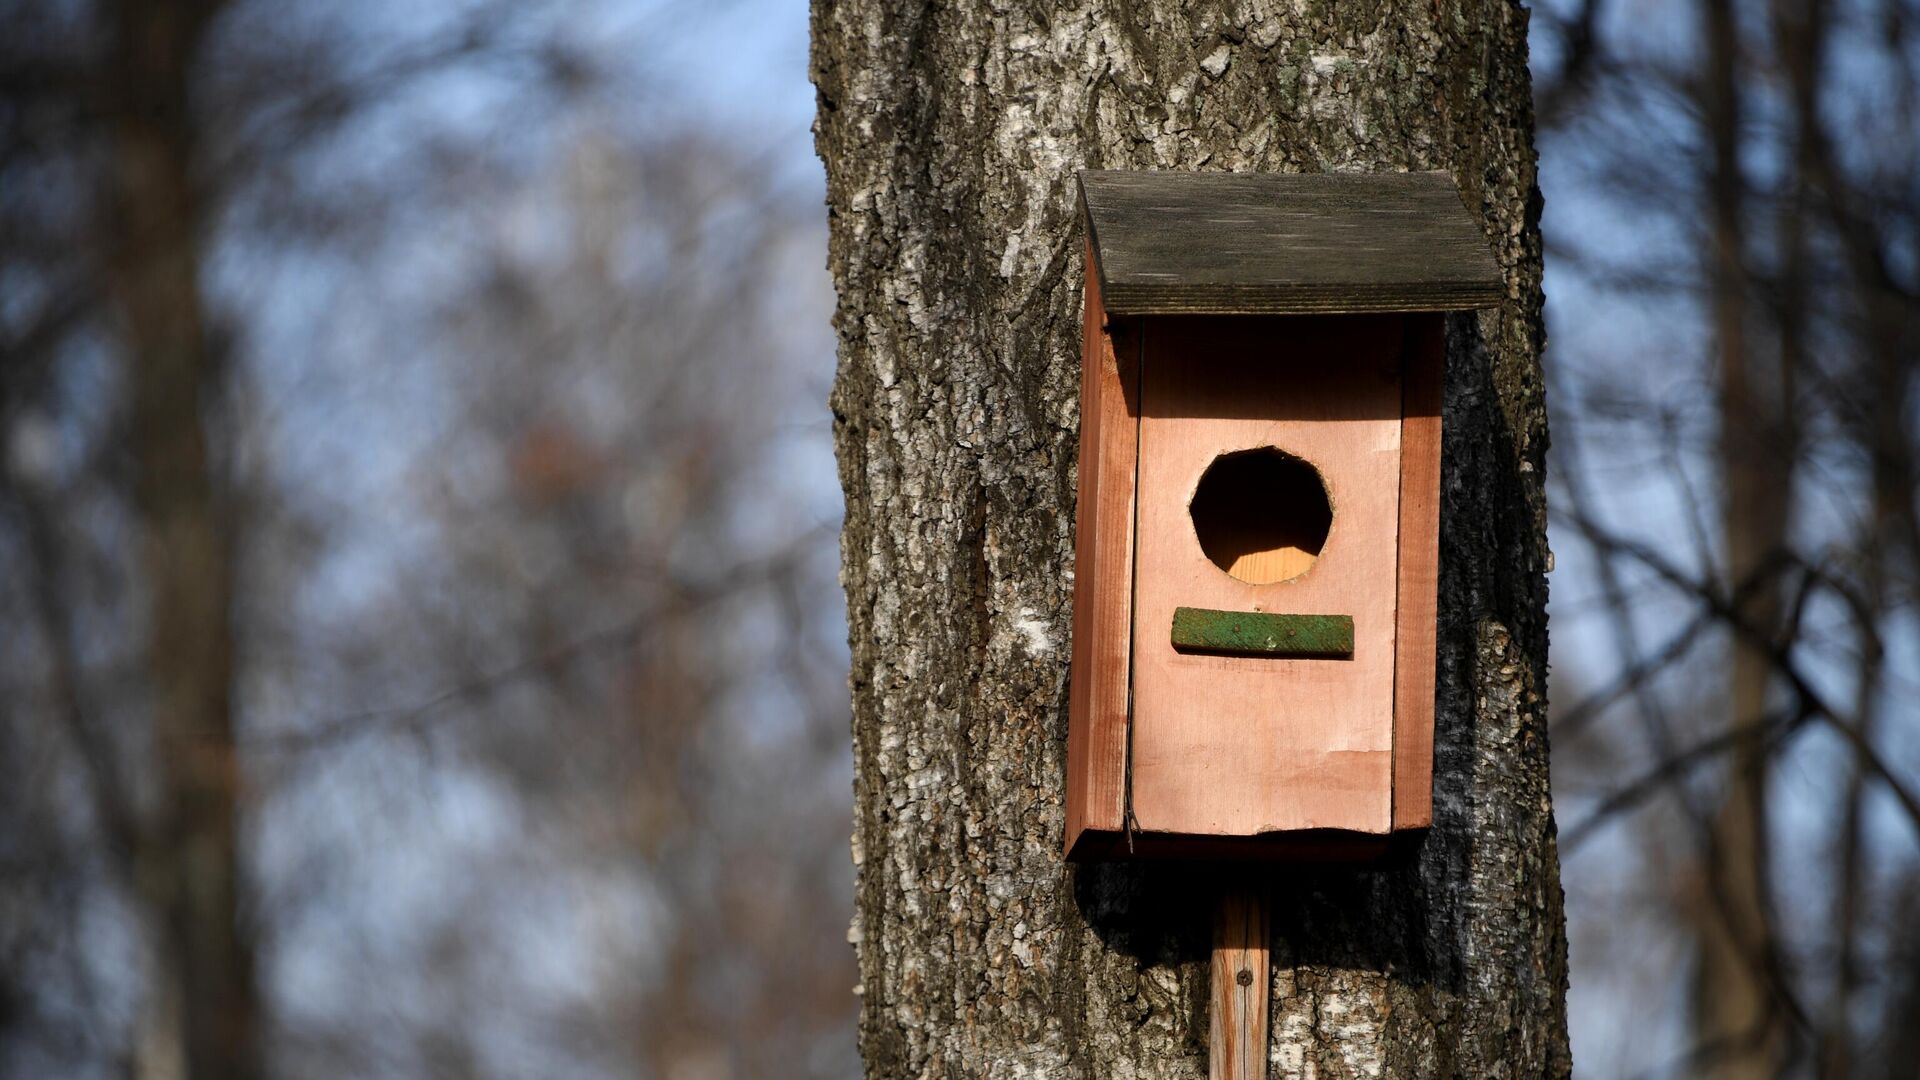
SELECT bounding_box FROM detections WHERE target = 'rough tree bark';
[812,2,1568,1076]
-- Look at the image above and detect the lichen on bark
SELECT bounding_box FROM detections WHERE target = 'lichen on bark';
[812,1,1569,1075]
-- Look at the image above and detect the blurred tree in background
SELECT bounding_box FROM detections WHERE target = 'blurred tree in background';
[2,1,850,1078]
[1,0,1916,1077]
[1536,0,1919,1076]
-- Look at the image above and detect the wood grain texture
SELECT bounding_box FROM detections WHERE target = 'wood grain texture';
[1065,240,1139,856]
[1210,888,1270,1080]
[1129,316,1403,838]
[1223,545,1316,584]
[1080,170,1506,316]
[1392,317,1444,831]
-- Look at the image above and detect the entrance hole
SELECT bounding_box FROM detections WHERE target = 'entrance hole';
[1189,448,1332,585]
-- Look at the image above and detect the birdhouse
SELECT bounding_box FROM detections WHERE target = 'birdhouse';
[1065,170,1504,861]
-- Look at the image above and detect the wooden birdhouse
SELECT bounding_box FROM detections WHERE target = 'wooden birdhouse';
[1065,170,1504,861]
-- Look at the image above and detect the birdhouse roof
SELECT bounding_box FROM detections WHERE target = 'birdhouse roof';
[1077,170,1506,316]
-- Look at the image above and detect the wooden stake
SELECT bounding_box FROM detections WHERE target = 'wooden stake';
[1210,885,1270,1080]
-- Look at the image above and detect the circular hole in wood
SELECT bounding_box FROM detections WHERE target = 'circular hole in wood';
[1189,448,1332,585]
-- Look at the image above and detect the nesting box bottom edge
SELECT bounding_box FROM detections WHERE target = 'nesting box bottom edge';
[1064,826,1426,865]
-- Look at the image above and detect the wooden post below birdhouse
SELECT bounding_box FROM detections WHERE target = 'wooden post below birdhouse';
[1064,170,1505,862]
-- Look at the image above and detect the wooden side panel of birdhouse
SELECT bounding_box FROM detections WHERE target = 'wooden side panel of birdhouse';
[1128,316,1406,839]
[1392,316,1445,831]
[1064,241,1139,857]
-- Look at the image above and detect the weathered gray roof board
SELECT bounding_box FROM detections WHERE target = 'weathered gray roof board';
[1077,170,1506,316]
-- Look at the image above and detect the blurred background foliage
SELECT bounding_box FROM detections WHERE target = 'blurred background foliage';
[3,2,848,1077]
[1537,0,1919,1076]
[0,0,1914,1078]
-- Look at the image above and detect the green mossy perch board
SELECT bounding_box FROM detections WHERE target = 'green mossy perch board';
[1169,607,1355,659]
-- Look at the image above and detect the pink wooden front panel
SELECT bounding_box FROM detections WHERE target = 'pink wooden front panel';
[1129,317,1405,837]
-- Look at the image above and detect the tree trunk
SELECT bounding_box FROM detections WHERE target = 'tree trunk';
[1693,0,1792,1073]
[812,2,1568,1075]
[106,2,258,1078]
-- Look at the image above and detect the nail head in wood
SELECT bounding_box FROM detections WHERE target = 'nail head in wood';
[1211,887,1270,1080]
